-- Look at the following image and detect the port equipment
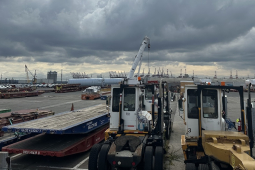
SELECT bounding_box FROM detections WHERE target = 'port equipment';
[0,91,42,99]
[0,133,37,150]
[2,104,108,134]
[0,109,54,150]
[81,87,101,100]
[0,109,54,137]
[55,84,81,93]
[2,125,108,157]
[181,84,255,169]
[25,65,37,84]
[1,104,110,157]
[88,36,172,170]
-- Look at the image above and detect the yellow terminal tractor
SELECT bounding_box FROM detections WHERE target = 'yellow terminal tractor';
[181,83,255,170]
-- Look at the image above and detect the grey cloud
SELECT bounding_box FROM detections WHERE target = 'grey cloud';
[0,0,255,75]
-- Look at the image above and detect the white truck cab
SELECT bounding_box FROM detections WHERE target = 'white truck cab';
[184,85,225,139]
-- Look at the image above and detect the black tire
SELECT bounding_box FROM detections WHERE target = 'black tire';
[185,163,198,170]
[143,146,153,170]
[199,164,209,170]
[88,143,102,170]
[208,161,220,170]
[165,121,170,140]
[154,146,163,170]
[98,144,111,170]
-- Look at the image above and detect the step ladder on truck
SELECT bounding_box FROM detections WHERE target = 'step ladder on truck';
[181,83,255,169]
[88,36,173,170]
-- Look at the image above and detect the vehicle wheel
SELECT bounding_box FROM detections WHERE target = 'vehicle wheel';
[88,143,102,170]
[98,144,111,170]
[185,163,198,170]
[154,146,163,170]
[208,161,220,170]
[165,121,170,140]
[143,146,153,170]
[199,164,209,170]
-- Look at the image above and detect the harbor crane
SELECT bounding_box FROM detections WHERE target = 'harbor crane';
[25,65,37,84]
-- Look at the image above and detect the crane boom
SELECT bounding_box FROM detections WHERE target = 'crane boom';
[25,65,37,84]
[127,36,150,79]
[25,65,30,83]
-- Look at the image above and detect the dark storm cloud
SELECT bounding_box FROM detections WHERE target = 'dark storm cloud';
[0,0,255,72]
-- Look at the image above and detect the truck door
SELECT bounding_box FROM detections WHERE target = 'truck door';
[144,85,156,112]
[201,89,221,131]
[109,87,121,130]
[122,88,137,130]
[185,88,199,137]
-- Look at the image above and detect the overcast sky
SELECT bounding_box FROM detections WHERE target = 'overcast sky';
[1,0,255,81]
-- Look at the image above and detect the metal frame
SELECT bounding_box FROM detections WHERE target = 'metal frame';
[196,85,244,137]
[2,113,109,134]
[2,125,108,157]
[2,105,109,134]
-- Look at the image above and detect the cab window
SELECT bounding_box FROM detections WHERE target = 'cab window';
[124,88,136,111]
[112,88,121,112]
[202,89,218,119]
[145,86,153,100]
[187,89,199,119]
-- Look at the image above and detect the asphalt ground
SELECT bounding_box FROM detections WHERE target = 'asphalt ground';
[1,90,255,170]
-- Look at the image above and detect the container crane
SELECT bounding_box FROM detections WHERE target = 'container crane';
[25,65,37,84]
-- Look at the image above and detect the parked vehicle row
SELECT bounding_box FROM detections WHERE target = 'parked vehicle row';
[0,83,61,89]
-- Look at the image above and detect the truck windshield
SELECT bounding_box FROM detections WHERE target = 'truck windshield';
[85,89,94,93]
[124,88,136,111]
[145,87,153,100]
[112,88,121,112]
[202,89,218,119]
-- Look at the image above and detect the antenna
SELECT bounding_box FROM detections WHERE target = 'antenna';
[236,70,238,79]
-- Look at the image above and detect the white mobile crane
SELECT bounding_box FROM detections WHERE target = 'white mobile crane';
[88,37,172,170]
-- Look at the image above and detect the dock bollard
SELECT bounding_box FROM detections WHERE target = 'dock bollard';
[0,152,11,170]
